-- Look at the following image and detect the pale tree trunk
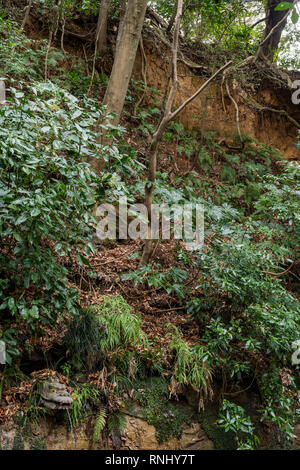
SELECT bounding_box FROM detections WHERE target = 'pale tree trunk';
[21,0,33,30]
[258,0,294,61]
[166,0,179,33]
[119,0,126,24]
[140,0,183,266]
[90,0,147,173]
[102,0,148,127]
[140,0,232,265]
[95,0,111,54]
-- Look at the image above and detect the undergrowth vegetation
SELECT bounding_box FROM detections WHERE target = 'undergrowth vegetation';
[0,3,299,452]
[0,80,105,362]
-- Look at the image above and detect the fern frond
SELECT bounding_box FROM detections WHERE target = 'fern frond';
[166,323,213,403]
[88,295,149,351]
[108,410,127,436]
[93,408,107,445]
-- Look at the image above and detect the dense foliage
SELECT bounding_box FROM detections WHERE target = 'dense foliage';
[0,80,107,362]
[0,0,299,452]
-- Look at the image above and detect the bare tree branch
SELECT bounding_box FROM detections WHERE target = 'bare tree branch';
[170,61,232,122]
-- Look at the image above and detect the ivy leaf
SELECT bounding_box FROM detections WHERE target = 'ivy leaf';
[15,214,27,225]
[72,109,82,119]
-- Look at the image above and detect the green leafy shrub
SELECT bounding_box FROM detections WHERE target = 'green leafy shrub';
[218,399,259,450]
[0,81,106,359]
[254,162,299,256]
[0,15,45,81]
[257,366,298,443]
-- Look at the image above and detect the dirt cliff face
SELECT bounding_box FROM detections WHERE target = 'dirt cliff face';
[21,12,300,160]
[0,413,214,451]
[133,47,300,160]
[0,406,299,450]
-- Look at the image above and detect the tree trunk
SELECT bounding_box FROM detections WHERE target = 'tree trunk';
[119,0,126,24]
[140,0,183,265]
[90,0,147,174]
[259,0,294,61]
[95,0,111,54]
[140,0,232,265]
[166,0,178,33]
[102,0,148,127]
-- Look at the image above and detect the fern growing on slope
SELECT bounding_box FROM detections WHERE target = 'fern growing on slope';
[88,295,149,350]
[108,409,127,436]
[167,324,213,410]
[84,295,150,379]
[92,408,107,445]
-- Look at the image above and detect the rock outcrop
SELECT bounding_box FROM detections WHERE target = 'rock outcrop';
[40,379,73,410]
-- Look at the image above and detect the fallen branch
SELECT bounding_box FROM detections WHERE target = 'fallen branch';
[151,306,184,313]
[262,260,298,277]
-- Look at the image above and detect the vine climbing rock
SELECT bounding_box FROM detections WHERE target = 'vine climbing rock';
[40,379,73,410]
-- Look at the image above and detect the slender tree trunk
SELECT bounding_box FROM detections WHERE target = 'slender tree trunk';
[140,0,232,265]
[102,0,148,127]
[259,0,294,61]
[119,0,126,24]
[166,0,178,33]
[95,0,111,54]
[90,0,147,173]
[21,0,33,30]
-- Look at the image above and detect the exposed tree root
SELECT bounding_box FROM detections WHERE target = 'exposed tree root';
[240,94,300,129]
[21,0,33,30]
[135,36,148,111]
[225,79,241,139]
